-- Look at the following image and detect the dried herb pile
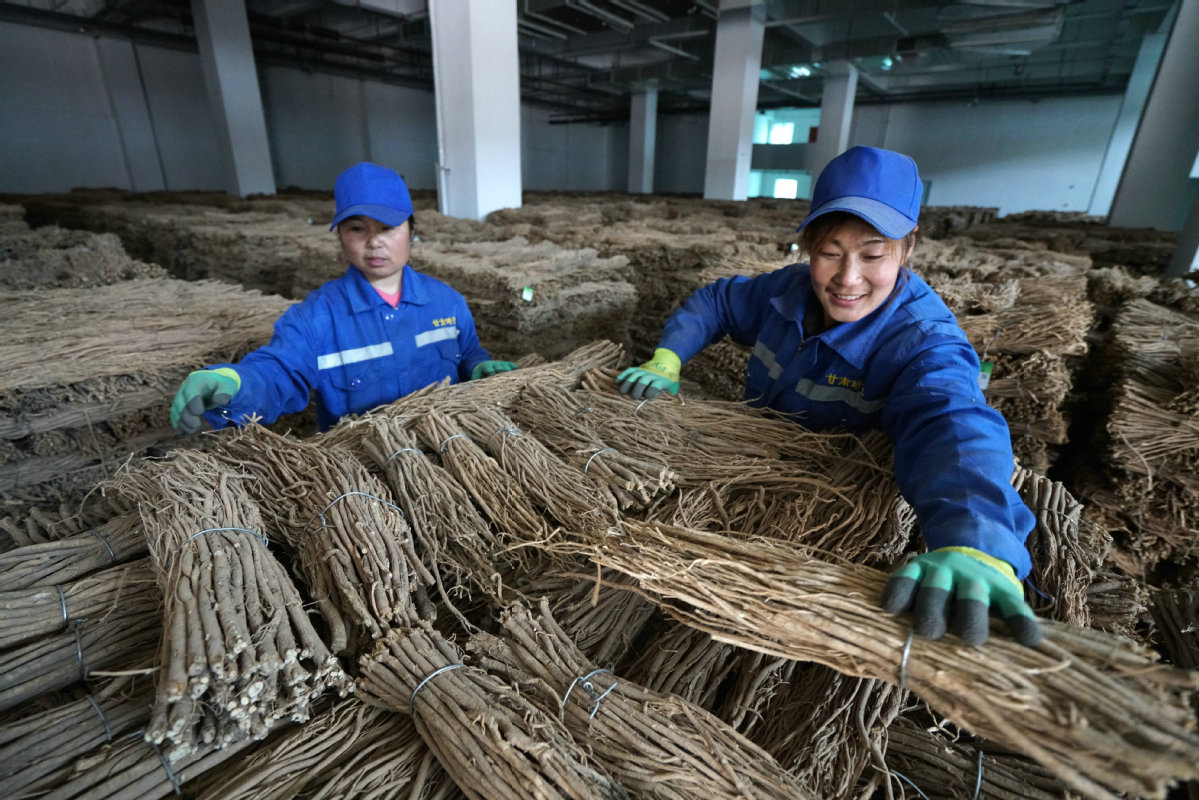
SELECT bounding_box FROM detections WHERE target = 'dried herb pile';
[1090,298,1199,576]
[577,519,1199,800]
[0,341,1196,800]
[0,277,293,508]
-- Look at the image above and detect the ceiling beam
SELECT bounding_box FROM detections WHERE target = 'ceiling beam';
[762,0,949,26]
[517,12,713,58]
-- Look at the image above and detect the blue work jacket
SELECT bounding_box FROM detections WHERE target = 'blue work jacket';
[204,264,491,432]
[659,263,1035,578]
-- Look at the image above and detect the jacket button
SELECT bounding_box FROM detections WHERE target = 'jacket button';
[384,312,394,321]
[351,379,361,388]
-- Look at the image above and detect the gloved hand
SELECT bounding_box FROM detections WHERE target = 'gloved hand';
[882,546,1041,647]
[616,348,681,400]
[470,360,517,380]
[170,368,241,434]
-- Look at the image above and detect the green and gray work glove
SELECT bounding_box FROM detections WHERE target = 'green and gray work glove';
[170,368,241,435]
[470,360,517,380]
[882,546,1042,647]
[616,348,681,400]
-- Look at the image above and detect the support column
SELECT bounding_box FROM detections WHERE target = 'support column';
[703,1,766,201]
[808,61,858,180]
[429,0,522,220]
[1107,0,1199,233]
[1088,34,1167,217]
[191,0,276,197]
[1165,188,1199,278]
[628,83,658,194]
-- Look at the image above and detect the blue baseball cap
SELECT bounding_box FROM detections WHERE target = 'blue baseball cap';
[797,146,923,239]
[329,162,414,230]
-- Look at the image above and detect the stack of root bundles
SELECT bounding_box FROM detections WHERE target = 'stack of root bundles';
[2,341,1197,800]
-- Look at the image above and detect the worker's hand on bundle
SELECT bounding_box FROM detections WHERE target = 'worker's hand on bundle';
[170,368,241,435]
[882,547,1041,648]
[470,360,518,380]
[616,348,681,400]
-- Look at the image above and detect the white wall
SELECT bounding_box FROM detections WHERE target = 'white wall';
[0,21,620,197]
[0,24,154,193]
[649,95,1127,213]
[853,95,1124,217]
[136,46,226,191]
[521,106,624,193]
[0,18,1139,219]
[260,68,440,191]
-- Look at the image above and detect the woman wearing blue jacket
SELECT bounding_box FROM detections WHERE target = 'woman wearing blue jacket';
[618,146,1040,648]
[170,162,515,434]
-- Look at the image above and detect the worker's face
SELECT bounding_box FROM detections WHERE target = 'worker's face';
[807,217,911,328]
[338,216,411,285]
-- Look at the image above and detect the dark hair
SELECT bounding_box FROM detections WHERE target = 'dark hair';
[798,211,917,261]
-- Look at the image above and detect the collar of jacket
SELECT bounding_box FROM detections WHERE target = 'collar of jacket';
[769,265,912,370]
[344,263,434,313]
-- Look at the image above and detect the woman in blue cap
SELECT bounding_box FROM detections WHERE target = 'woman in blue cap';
[170,162,515,434]
[617,145,1040,649]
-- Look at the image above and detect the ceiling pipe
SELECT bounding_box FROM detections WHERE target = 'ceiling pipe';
[648,37,701,59]
[518,17,569,39]
[608,0,671,23]
[650,28,711,41]
[565,0,635,32]
[521,0,588,35]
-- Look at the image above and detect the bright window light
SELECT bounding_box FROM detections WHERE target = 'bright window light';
[773,178,799,199]
[768,122,794,145]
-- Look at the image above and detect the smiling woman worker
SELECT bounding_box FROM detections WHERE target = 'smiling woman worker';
[617,146,1040,648]
[170,162,515,434]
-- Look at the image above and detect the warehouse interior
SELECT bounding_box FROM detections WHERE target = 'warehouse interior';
[2,1,1199,799]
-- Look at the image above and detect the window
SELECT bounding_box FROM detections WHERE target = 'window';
[773,178,799,199]
[768,122,795,145]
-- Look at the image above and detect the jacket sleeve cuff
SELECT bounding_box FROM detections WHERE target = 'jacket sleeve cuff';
[924,526,1033,580]
[460,353,490,382]
[202,362,262,428]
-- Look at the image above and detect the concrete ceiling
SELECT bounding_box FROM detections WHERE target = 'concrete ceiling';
[0,0,1179,123]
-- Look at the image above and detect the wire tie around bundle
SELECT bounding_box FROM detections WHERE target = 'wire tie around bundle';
[58,585,70,630]
[889,769,932,800]
[439,433,468,452]
[146,737,182,796]
[635,398,651,412]
[89,528,116,562]
[385,448,424,464]
[973,751,984,800]
[898,631,914,689]
[410,663,467,710]
[487,426,522,448]
[575,406,594,416]
[562,668,616,720]
[86,694,114,741]
[73,622,89,681]
[980,323,1004,362]
[584,448,615,475]
[307,491,405,533]
[188,527,269,548]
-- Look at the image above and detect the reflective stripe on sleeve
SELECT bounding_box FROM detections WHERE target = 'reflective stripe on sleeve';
[415,326,458,347]
[317,342,394,370]
[751,341,785,380]
[795,378,885,414]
